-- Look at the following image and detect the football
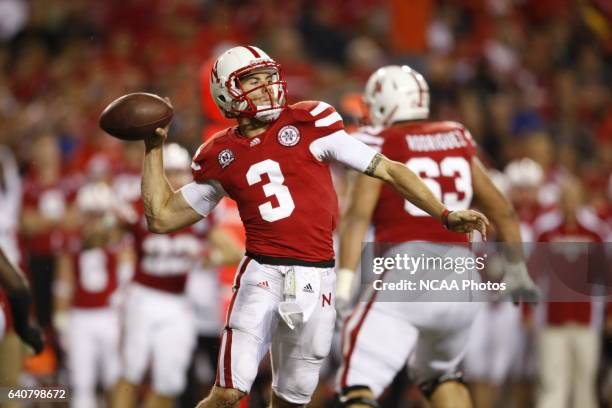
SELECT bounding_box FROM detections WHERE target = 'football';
[99,93,174,140]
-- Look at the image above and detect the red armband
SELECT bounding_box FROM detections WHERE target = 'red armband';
[441,209,453,230]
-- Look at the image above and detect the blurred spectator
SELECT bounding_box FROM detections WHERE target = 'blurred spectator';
[533,177,608,408]
[21,132,81,332]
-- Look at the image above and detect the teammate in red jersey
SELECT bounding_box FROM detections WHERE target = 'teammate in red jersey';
[532,178,608,408]
[112,143,242,408]
[334,65,538,408]
[140,46,488,408]
[54,182,122,408]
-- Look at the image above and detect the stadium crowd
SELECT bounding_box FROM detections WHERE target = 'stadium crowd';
[0,0,610,407]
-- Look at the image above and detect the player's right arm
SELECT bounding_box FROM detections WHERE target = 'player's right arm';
[472,157,522,255]
[52,251,74,337]
[0,248,44,353]
[142,128,224,233]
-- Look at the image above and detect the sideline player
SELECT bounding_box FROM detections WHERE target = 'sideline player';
[112,144,241,408]
[334,65,538,408]
[139,46,488,408]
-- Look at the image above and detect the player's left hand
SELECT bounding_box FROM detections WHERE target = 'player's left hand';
[335,268,355,327]
[500,260,540,304]
[446,210,489,239]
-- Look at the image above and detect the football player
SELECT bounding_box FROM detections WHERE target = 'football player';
[54,182,122,408]
[334,65,538,408]
[140,46,488,408]
[112,144,241,408]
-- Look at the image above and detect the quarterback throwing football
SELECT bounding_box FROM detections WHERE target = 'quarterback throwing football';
[140,46,488,408]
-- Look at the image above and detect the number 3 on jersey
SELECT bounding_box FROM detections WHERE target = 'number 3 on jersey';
[404,157,473,216]
[246,159,295,222]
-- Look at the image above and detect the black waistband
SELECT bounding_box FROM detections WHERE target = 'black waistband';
[245,251,335,268]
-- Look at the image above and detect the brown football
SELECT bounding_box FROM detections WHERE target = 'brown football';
[99,93,174,140]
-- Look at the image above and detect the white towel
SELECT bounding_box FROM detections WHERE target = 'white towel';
[278,267,322,330]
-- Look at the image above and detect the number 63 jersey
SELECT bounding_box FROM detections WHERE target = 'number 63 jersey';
[183,101,376,263]
[357,121,476,244]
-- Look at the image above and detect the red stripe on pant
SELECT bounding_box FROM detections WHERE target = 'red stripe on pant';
[217,257,251,389]
[340,289,379,387]
[223,329,234,387]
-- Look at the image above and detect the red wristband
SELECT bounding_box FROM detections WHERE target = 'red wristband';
[441,209,453,229]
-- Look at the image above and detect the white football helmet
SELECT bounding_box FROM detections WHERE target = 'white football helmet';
[488,169,510,197]
[163,143,191,171]
[363,65,430,126]
[210,45,287,122]
[504,158,543,187]
[77,182,114,214]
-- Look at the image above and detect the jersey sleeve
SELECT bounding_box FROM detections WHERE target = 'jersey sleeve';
[309,130,379,173]
[180,180,227,217]
[461,126,477,157]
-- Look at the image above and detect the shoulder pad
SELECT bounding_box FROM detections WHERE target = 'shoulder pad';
[289,100,336,122]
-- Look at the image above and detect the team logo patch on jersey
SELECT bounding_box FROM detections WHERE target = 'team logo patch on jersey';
[250,137,261,147]
[277,125,300,147]
[218,149,235,168]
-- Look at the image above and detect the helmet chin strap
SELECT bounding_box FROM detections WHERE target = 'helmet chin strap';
[254,105,283,122]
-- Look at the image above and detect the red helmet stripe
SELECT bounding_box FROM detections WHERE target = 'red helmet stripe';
[408,71,423,107]
[212,60,220,81]
[244,46,261,58]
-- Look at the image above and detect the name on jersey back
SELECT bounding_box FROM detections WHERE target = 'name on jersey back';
[406,130,467,152]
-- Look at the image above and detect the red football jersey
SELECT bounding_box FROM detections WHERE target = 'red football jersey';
[535,209,607,326]
[62,235,119,309]
[356,121,476,243]
[191,101,345,263]
[132,207,213,294]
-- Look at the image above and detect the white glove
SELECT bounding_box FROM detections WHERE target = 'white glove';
[335,268,355,321]
[499,260,540,303]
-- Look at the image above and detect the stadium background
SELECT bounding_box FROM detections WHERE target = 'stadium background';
[0,0,610,407]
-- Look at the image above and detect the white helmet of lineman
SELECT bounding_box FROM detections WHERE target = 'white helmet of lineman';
[363,65,430,126]
[210,45,287,122]
[163,143,191,171]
